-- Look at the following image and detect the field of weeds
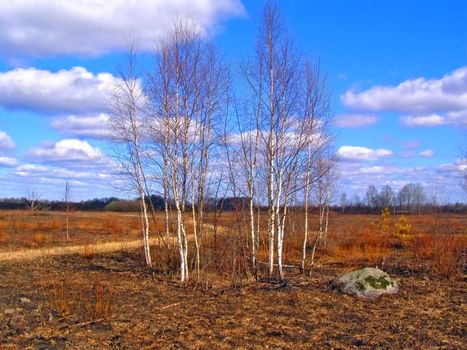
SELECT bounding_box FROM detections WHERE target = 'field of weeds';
[0,211,142,250]
[0,210,465,349]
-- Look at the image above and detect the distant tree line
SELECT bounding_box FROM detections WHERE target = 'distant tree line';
[0,195,251,212]
[0,186,463,214]
[337,183,466,214]
[0,197,118,211]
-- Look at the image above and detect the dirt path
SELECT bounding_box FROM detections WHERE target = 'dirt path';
[0,238,158,262]
[0,222,220,263]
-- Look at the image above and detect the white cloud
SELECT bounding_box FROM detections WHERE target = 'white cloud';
[0,67,119,114]
[437,158,467,175]
[0,0,245,58]
[341,66,467,116]
[400,114,446,127]
[445,110,467,127]
[14,163,110,181]
[339,164,404,180]
[0,157,17,167]
[51,113,110,139]
[0,131,15,150]
[336,160,466,202]
[28,139,106,164]
[337,146,393,162]
[358,166,387,174]
[400,111,467,127]
[333,114,378,128]
[419,149,434,157]
[16,164,48,173]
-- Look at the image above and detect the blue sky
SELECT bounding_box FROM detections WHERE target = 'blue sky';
[0,0,465,201]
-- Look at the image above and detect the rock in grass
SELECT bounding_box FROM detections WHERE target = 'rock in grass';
[332,267,398,299]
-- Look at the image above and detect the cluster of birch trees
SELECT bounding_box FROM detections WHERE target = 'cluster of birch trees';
[109,3,336,282]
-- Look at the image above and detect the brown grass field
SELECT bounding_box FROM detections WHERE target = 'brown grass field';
[0,210,465,349]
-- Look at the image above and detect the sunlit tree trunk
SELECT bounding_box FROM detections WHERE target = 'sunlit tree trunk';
[110,42,152,267]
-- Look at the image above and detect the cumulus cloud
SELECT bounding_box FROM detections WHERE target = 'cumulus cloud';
[51,113,110,139]
[8,162,118,201]
[336,158,465,202]
[0,0,245,58]
[338,163,414,192]
[437,158,467,175]
[0,131,15,150]
[15,164,48,173]
[400,114,446,127]
[0,157,17,167]
[341,67,467,114]
[400,111,467,127]
[14,163,111,181]
[28,139,106,164]
[0,67,121,114]
[358,166,391,175]
[444,110,467,127]
[333,114,378,128]
[419,149,434,157]
[337,146,393,162]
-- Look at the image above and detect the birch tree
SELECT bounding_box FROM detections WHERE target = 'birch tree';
[243,2,334,280]
[310,150,337,267]
[62,181,71,240]
[147,22,229,282]
[25,189,41,211]
[248,2,305,278]
[109,42,152,267]
[462,145,467,193]
[300,61,331,272]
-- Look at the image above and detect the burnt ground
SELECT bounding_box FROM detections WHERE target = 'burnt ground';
[0,250,465,349]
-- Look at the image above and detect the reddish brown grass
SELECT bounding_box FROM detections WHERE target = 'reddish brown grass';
[31,232,53,246]
[37,220,61,232]
[0,210,465,279]
[41,276,113,321]
[410,233,466,277]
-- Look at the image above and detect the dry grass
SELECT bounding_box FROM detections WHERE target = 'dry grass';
[41,278,72,318]
[0,210,144,249]
[0,220,9,244]
[41,277,113,321]
[0,210,465,280]
[0,210,465,349]
[1,250,465,349]
[31,232,53,246]
[410,233,466,277]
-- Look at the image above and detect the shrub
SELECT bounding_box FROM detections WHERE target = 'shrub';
[393,215,413,242]
[378,207,391,234]
[105,200,139,212]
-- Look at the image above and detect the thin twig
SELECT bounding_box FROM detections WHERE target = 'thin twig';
[254,259,299,269]
[64,318,130,328]
[160,302,182,310]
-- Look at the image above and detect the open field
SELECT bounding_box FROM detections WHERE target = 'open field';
[0,210,466,349]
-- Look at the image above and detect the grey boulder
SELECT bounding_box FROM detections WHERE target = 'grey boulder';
[332,267,399,299]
